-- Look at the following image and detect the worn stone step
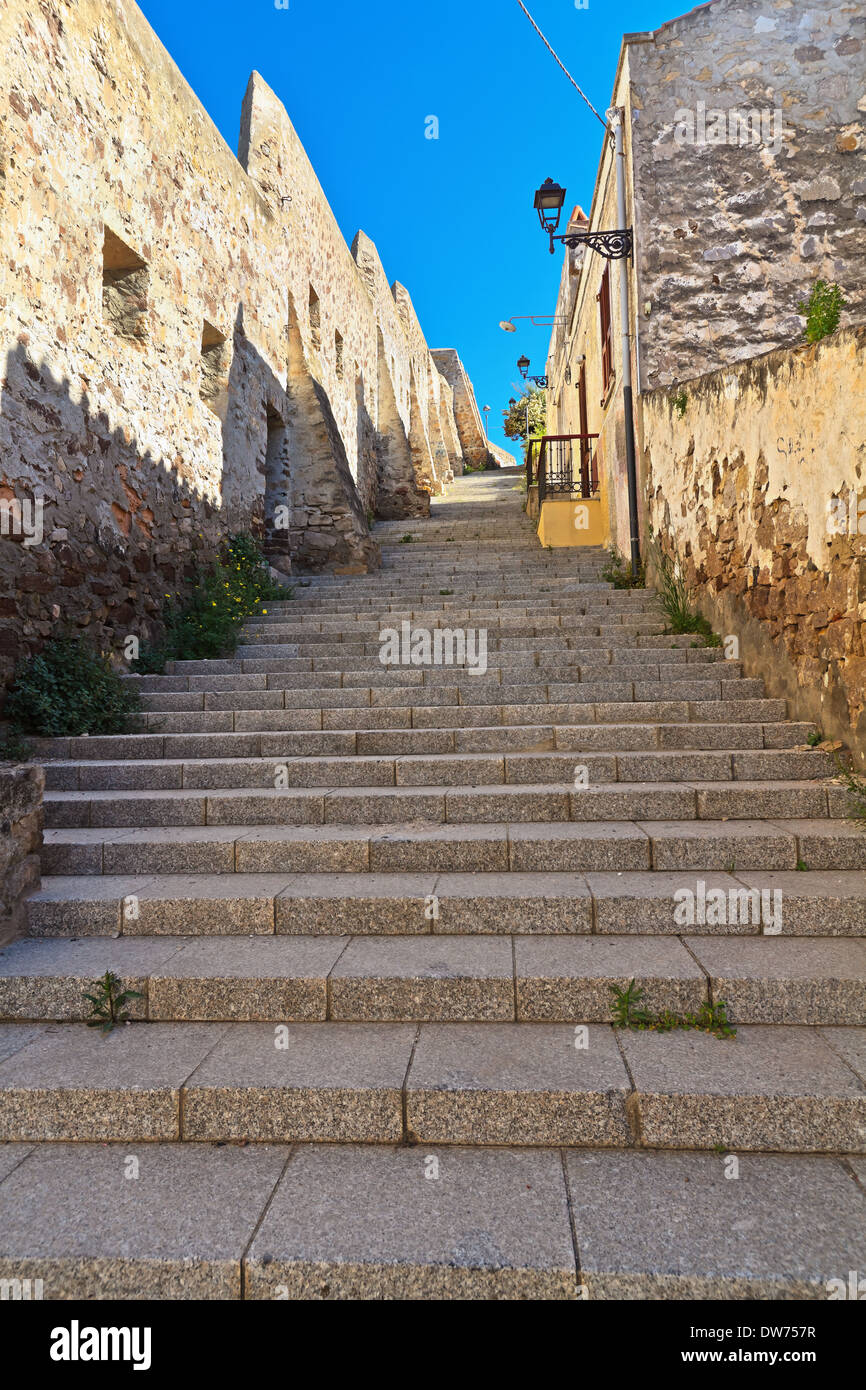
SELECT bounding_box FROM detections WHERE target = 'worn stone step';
[6,933,861,1025]
[131,664,745,709]
[37,819,866,878]
[27,866,866,941]
[0,934,690,1023]
[27,720,817,766]
[0,1021,862,1151]
[42,779,840,829]
[128,697,788,735]
[39,748,835,793]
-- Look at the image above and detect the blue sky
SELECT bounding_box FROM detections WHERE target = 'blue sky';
[138,0,680,453]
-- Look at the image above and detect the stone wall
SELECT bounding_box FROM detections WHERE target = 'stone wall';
[0,765,43,947]
[629,0,865,392]
[643,325,866,763]
[431,350,490,470]
[0,0,478,685]
[543,0,865,560]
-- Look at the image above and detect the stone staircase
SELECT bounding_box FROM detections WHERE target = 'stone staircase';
[1,469,864,1299]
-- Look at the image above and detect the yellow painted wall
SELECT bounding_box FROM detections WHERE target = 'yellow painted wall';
[537,496,608,548]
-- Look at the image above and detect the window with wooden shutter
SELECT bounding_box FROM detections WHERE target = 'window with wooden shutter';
[598,265,613,396]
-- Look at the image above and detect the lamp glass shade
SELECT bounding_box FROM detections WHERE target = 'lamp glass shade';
[517,355,530,377]
[533,179,566,232]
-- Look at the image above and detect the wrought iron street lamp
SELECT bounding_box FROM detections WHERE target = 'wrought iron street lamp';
[532,119,640,576]
[533,177,633,259]
[517,355,548,388]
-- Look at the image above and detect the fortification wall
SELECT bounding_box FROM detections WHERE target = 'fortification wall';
[0,0,470,682]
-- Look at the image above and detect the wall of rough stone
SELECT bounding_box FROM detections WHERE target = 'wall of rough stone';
[0,0,473,684]
[544,0,865,560]
[643,325,866,763]
[431,350,491,471]
[629,0,866,392]
[0,765,43,947]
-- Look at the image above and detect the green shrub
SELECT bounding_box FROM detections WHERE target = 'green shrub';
[671,389,688,418]
[134,533,292,674]
[0,727,33,762]
[5,637,140,738]
[797,280,846,344]
[652,544,720,644]
[601,548,646,590]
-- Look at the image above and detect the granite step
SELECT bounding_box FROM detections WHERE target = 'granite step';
[39,748,835,792]
[37,818,866,875]
[125,698,789,736]
[0,1020,862,1151]
[5,1141,860,1298]
[41,780,844,829]
[26,720,818,764]
[26,866,866,935]
[2,933,865,1025]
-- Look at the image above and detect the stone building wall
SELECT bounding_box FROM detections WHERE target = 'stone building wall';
[628,0,866,392]
[544,0,865,559]
[643,325,866,763]
[0,0,476,685]
[0,765,43,947]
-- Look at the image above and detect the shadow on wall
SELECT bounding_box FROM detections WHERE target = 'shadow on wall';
[283,289,380,573]
[0,338,232,691]
[0,303,384,696]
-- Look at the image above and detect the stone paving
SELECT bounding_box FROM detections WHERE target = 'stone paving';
[1,469,864,1298]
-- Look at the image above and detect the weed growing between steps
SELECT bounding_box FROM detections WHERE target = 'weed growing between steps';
[652,545,721,645]
[133,534,292,674]
[601,549,646,589]
[611,980,736,1038]
[4,637,141,738]
[832,752,866,825]
[83,972,143,1035]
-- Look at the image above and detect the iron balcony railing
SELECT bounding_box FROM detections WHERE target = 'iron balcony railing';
[526,434,600,504]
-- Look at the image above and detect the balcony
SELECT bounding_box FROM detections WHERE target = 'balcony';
[524,434,606,547]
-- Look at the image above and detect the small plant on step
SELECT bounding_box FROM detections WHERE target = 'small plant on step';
[83,971,143,1036]
[831,750,866,825]
[652,544,720,645]
[439,589,453,595]
[688,1000,736,1039]
[601,548,646,590]
[797,279,846,345]
[399,534,415,544]
[806,730,822,747]
[610,984,736,1038]
[133,533,292,674]
[610,979,652,1029]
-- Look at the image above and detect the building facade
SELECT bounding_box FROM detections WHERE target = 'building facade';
[544,0,866,554]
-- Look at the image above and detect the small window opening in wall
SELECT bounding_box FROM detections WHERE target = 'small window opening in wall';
[335,330,344,380]
[200,321,229,413]
[102,227,149,339]
[264,403,290,558]
[308,285,321,353]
